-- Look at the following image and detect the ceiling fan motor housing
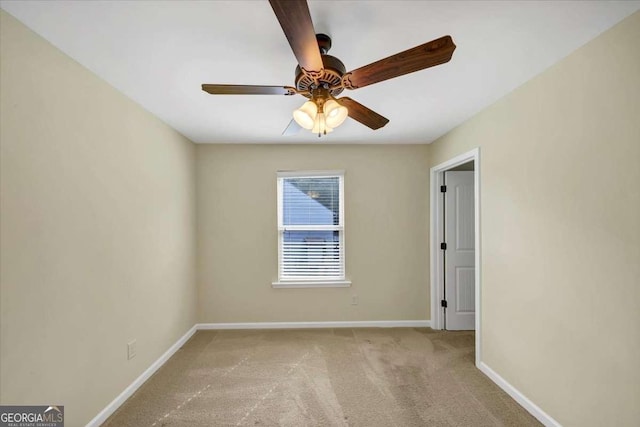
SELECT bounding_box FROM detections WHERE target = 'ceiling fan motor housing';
[295,34,346,97]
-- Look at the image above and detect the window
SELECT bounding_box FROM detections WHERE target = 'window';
[273,171,349,288]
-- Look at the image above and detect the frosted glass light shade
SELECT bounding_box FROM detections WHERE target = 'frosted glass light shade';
[324,100,348,128]
[311,113,333,134]
[293,101,317,130]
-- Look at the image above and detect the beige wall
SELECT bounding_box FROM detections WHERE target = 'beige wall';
[196,144,430,323]
[0,11,196,426]
[428,12,640,427]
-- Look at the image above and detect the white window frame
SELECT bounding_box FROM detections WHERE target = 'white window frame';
[272,170,351,288]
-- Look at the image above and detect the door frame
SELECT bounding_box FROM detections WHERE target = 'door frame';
[429,147,481,366]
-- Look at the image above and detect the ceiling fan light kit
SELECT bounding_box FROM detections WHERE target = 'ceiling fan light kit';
[293,89,349,136]
[201,0,456,137]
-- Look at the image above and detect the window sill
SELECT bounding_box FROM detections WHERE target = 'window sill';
[272,280,352,289]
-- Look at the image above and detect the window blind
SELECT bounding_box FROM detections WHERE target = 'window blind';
[278,174,344,281]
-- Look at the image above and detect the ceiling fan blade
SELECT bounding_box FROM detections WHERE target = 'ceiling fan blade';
[343,35,456,89]
[282,118,302,136]
[201,84,295,95]
[269,0,323,72]
[337,97,389,130]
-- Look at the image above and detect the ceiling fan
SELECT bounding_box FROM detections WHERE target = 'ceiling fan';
[201,0,456,137]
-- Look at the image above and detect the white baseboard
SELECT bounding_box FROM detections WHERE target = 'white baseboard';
[85,325,197,427]
[196,320,431,329]
[478,362,561,427]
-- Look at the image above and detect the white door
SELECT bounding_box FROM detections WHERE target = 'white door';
[444,171,475,330]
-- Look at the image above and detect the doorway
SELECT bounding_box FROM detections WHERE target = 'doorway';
[430,148,481,366]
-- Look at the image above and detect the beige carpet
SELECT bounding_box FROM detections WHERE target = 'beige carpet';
[103,328,540,426]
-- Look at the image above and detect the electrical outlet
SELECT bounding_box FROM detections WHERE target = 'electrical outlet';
[351,295,358,305]
[127,340,137,360]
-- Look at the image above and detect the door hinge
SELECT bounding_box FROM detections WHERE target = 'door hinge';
[440,242,447,250]
[441,300,448,308]
[440,185,447,192]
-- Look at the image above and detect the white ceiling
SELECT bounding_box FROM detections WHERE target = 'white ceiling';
[2,1,638,144]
